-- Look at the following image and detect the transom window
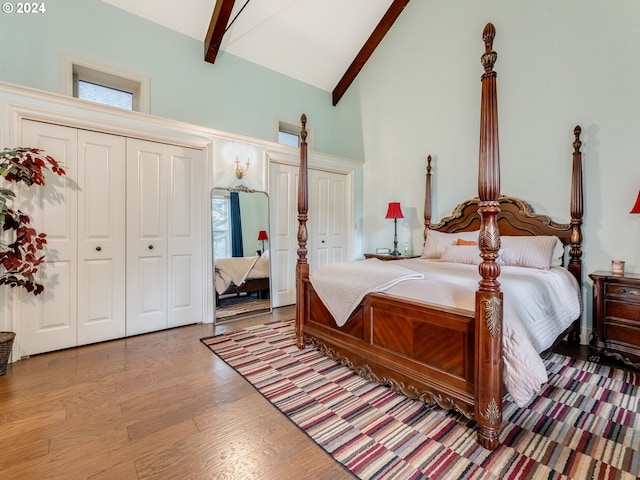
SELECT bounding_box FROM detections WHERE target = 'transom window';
[65,57,149,112]
[77,80,134,110]
[276,118,313,149]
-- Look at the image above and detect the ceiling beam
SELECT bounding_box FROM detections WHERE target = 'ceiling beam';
[332,0,411,106]
[204,0,236,64]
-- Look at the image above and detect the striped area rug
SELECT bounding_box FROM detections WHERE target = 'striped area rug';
[201,320,640,480]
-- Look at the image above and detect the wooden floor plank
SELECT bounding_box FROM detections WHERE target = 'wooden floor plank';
[0,306,353,479]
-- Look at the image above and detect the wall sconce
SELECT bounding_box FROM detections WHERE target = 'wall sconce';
[235,156,250,179]
[385,202,404,256]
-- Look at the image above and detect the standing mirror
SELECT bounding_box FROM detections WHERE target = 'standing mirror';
[211,186,271,322]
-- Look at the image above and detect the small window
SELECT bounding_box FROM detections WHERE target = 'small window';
[278,130,300,148]
[65,57,149,112]
[276,118,314,149]
[277,121,301,147]
[77,80,134,110]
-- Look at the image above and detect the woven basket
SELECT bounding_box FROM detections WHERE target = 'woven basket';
[0,332,16,376]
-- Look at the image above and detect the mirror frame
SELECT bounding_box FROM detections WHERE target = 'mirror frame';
[211,185,272,323]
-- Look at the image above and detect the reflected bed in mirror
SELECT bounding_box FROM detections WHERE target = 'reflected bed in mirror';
[211,185,272,322]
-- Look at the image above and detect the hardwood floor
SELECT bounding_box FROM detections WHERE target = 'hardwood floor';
[0,308,623,480]
[0,306,352,480]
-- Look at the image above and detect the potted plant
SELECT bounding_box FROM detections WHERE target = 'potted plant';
[0,147,65,375]
[0,147,65,294]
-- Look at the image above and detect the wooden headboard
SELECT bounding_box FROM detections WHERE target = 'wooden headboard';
[422,125,584,290]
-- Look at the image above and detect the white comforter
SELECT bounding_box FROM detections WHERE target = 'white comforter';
[311,257,581,407]
[214,256,270,295]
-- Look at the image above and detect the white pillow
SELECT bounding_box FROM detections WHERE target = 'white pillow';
[440,245,482,265]
[551,238,564,267]
[421,230,479,259]
[499,236,559,269]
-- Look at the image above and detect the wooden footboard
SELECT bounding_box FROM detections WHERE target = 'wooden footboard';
[302,278,476,417]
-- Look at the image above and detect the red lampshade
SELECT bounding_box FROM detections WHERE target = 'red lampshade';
[631,190,640,214]
[385,202,404,219]
[257,230,268,241]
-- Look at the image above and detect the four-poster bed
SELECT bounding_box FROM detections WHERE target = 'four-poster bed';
[295,23,584,450]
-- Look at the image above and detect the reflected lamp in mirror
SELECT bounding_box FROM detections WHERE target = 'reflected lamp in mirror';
[235,156,250,179]
[385,202,404,256]
[630,190,640,214]
[258,229,268,254]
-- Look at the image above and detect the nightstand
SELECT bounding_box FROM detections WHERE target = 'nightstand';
[589,271,640,369]
[364,253,420,261]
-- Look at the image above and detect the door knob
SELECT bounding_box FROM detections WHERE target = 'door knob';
[96,246,102,251]
[148,245,154,250]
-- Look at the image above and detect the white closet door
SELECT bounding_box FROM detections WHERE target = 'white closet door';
[20,120,78,354]
[269,162,297,307]
[126,139,168,335]
[126,139,203,334]
[308,169,348,271]
[268,162,350,307]
[76,130,126,344]
[166,145,203,328]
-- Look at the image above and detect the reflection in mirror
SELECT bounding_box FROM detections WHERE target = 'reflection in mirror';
[211,186,271,323]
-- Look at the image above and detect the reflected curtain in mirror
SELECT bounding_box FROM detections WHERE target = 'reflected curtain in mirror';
[230,191,243,257]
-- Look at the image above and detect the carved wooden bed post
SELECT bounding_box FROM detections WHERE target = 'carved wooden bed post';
[568,125,584,343]
[475,22,503,450]
[296,114,309,349]
[424,155,433,237]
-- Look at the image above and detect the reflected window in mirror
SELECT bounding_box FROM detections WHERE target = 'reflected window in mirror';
[212,194,231,259]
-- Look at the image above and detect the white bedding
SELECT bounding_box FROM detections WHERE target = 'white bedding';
[214,256,270,295]
[309,259,424,327]
[310,257,581,407]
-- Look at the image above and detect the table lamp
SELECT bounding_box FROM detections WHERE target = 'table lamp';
[631,190,640,214]
[257,229,268,254]
[385,202,404,256]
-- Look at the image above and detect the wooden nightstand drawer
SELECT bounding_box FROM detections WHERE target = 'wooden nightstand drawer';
[605,299,640,322]
[604,318,640,348]
[605,283,640,301]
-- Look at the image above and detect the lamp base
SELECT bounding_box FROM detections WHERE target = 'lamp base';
[391,218,401,256]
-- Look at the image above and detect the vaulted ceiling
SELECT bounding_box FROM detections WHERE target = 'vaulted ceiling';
[101,0,410,105]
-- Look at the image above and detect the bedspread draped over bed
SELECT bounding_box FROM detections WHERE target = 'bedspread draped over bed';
[214,256,270,295]
[309,258,581,407]
[309,258,424,327]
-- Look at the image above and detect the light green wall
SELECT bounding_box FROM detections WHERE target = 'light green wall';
[0,0,364,160]
[348,0,640,290]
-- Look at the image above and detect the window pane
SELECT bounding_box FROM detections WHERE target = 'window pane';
[212,196,231,258]
[278,131,300,148]
[78,80,133,110]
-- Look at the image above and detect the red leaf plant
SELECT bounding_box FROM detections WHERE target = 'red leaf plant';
[0,148,65,295]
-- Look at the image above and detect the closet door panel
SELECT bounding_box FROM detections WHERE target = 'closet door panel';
[126,139,168,335]
[309,169,348,269]
[76,130,126,344]
[19,120,78,355]
[269,163,297,307]
[167,146,202,327]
